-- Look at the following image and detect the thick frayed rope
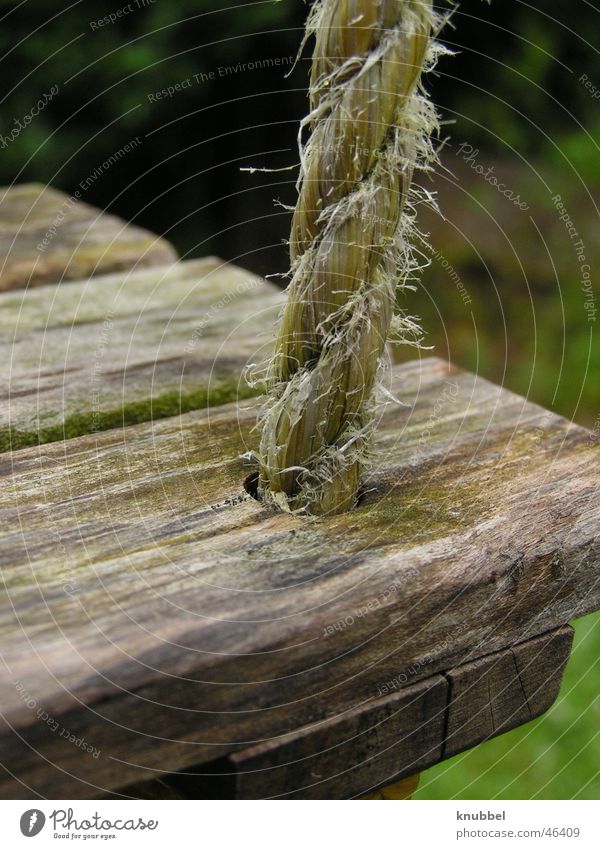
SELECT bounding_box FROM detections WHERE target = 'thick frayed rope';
[253,0,450,515]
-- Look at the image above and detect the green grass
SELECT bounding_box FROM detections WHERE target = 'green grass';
[415,612,600,800]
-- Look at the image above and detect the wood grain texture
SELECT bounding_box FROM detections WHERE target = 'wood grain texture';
[443,626,573,759]
[108,627,573,799]
[0,183,177,291]
[228,627,573,799]
[229,674,447,799]
[0,357,598,797]
[1,257,284,448]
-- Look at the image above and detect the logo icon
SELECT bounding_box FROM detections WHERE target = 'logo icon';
[19,810,45,837]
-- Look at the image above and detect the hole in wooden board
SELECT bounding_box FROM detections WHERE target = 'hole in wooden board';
[243,471,260,501]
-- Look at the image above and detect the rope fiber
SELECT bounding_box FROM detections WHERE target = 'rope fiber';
[255,0,447,515]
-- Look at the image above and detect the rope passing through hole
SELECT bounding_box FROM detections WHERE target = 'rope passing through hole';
[253,0,450,515]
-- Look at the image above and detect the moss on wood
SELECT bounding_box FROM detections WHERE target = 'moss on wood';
[0,378,259,453]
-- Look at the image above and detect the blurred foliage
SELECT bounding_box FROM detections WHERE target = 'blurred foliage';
[0,0,307,269]
[397,149,600,428]
[441,1,600,155]
[1,0,599,268]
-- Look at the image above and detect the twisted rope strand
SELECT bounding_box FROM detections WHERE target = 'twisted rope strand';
[256,0,445,515]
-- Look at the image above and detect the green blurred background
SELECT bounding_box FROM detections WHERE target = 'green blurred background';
[1,0,598,798]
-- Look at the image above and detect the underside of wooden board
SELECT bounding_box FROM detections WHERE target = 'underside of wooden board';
[0,183,177,291]
[229,628,574,800]
[1,257,284,450]
[0,357,598,797]
[118,626,569,800]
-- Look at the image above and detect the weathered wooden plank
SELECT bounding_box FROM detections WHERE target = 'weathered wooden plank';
[0,183,177,291]
[443,626,574,759]
[1,257,284,450]
[229,674,447,800]
[109,627,573,799]
[0,358,598,797]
